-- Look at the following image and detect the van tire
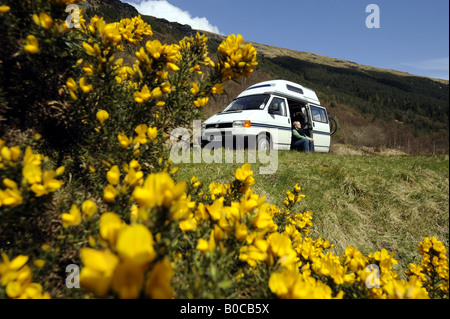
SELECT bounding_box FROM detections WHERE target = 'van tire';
[257,134,271,151]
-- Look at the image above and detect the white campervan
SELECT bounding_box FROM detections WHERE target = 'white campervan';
[201,80,334,152]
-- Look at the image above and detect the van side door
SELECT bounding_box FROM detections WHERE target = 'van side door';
[267,96,291,150]
[308,104,331,152]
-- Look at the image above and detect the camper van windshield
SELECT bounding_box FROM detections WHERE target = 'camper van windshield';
[223,94,270,113]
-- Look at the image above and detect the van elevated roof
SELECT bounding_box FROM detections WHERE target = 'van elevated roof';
[238,80,320,105]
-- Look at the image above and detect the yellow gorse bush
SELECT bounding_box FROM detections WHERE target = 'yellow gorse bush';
[405,236,449,297]
[1,140,64,208]
[217,34,258,81]
[0,254,50,299]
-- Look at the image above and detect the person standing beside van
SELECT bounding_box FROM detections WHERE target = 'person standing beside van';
[292,121,314,153]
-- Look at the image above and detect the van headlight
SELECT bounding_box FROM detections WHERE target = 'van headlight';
[233,120,251,128]
[233,120,244,128]
[202,123,206,130]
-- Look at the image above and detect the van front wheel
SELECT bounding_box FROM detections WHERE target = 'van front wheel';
[257,135,271,151]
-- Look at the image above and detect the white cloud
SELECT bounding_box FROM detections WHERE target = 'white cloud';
[401,58,449,71]
[124,0,221,34]
[400,58,449,80]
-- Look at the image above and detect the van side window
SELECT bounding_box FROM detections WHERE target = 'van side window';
[310,105,328,123]
[268,98,287,116]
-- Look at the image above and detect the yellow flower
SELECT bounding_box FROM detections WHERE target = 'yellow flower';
[112,262,145,299]
[267,233,293,258]
[99,212,124,247]
[106,165,120,186]
[80,248,119,297]
[33,259,45,268]
[196,239,209,253]
[161,81,171,94]
[103,184,118,202]
[235,222,248,241]
[124,167,144,188]
[134,85,151,104]
[22,163,42,185]
[269,269,341,299]
[0,6,10,13]
[38,12,53,30]
[83,62,95,76]
[134,124,148,144]
[194,97,209,108]
[145,259,175,299]
[190,176,202,189]
[383,276,429,299]
[239,241,269,267]
[252,210,273,229]
[166,62,180,71]
[151,87,163,99]
[135,124,148,136]
[30,170,64,197]
[23,283,50,299]
[146,39,164,59]
[369,248,398,271]
[118,133,132,148]
[0,146,7,160]
[115,224,156,267]
[24,35,39,54]
[61,204,82,228]
[208,230,216,251]
[0,180,23,207]
[1,146,16,161]
[179,214,198,232]
[235,163,255,186]
[190,82,200,95]
[56,166,65,176]
[206,197,224,221]
[8,254,29,271]
[102,23,122,44]
[217,34,258,81]
[212,83,224,94]
[79,77,93,93]
[343,246,368,272]
[66,78,77,92]
[81,200,98,220]
[6,281,25,298]
[147,126,158,141]
[204,56,215,67]
[132,172,186,210]
[82,42,96,56]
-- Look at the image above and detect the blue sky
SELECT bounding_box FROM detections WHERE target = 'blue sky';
[124,0,449,80]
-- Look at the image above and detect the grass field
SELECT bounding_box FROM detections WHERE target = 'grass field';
[174,149,449,276]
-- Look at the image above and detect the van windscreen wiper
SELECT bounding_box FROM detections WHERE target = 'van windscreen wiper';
[221,110,243,114]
